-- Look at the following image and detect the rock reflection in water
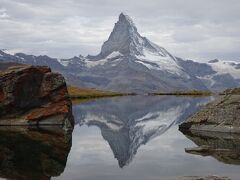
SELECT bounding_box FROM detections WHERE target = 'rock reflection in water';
[181,130,240,165]
[73,95,213,167]
[0,126,72,180]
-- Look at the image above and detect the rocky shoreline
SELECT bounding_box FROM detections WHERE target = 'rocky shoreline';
[179,88,240,133]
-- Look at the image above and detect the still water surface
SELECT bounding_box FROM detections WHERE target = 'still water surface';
[55,96,240,180]
[0,95,239,180]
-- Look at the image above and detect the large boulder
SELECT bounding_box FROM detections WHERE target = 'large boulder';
[0,63,74,130]
[179,88,240,133]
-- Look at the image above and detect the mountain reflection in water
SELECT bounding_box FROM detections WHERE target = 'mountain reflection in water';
[73,95,213,167]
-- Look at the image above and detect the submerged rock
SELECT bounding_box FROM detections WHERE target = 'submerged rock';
[0,63,74,130]
[179,88,240,133]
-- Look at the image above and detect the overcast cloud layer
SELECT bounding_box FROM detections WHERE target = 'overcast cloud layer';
[0,0,240,61]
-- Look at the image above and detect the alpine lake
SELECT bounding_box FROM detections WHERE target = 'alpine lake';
[1,95,240,180]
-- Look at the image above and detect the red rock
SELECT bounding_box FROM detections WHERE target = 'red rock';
[0,63,74,130]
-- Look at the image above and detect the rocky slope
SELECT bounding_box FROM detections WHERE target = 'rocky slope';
[0,14,240,92]
[179,88,240,133]
[0,63,73,130]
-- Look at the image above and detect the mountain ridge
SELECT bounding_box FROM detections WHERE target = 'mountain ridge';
[0,13,240,92]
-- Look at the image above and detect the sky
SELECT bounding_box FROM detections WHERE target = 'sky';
[0,0,240,61]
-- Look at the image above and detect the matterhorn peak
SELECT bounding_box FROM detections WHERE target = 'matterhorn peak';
[97,13,145,58]
[93,13,171,60]
[118,12,136,28]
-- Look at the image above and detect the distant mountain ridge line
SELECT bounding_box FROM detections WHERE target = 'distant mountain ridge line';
[0,13,240,93]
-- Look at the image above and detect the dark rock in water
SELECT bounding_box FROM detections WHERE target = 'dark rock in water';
[180,130,240,165]
[0,63,74,130]
[179,88,240,133]
[0,126,72,180]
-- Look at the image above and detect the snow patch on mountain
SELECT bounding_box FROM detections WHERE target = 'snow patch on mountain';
[57,58,69,66]
[106,51,123,59]
[85,51,123,68]
[86,59,108,68]
[207,60,240,79]
[0,49,15,55]
[136,48,189,77]
[197,75,216,87]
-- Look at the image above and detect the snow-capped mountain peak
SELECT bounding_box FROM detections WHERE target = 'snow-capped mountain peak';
[92,13,188,77]
[118,12,136,29]
[99,13,174,59]
[100,13,173,57]
[99,13,143,57]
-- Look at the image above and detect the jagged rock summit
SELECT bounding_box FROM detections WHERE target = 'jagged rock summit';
[99,13,140,57]
[98,13,167,58]
[89,13,187,78]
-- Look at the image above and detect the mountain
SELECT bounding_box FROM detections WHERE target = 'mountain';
[72,95,213,167]
[177,58,240,91]
[0,13,240,92]
[0,49,64,71]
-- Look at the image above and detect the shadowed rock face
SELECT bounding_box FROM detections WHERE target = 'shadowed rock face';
[0,63,73,130]
[180,130,240,165]
[0,127,72,180]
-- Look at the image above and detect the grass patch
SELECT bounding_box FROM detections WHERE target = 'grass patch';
[68,86,136,99]
[150,90,213,96]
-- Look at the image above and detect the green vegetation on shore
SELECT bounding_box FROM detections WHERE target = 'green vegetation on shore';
[68,86,136,99]
[150,90,213,96]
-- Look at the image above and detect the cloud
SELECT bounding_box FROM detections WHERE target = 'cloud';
[0,8,9,19]
[0,0,239,61]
